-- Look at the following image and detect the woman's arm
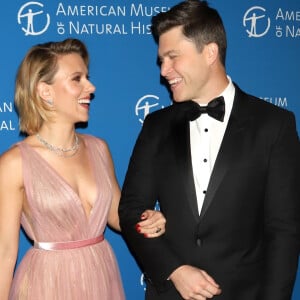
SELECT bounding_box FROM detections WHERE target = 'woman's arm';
[102,141,166,236]
[0,147,24,300]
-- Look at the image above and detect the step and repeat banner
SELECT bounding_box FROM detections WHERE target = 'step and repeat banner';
[0,0,299,299]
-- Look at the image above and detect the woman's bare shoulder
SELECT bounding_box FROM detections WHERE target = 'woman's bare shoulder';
[0,144,22,174]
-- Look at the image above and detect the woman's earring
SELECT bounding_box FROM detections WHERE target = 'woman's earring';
[46,99,53,106]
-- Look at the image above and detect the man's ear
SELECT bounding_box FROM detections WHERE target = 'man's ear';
[205,42,219,65]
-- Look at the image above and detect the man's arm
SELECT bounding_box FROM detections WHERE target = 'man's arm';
[261,111,300,299]
[118,116,183,288]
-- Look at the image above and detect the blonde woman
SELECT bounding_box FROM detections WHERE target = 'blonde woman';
[0,38,166,300]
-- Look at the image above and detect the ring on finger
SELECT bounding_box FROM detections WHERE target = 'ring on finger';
[155,227,161,233]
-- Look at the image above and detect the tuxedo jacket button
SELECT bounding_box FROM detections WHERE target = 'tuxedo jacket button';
[144,273,153,284]
[196,238,202,247]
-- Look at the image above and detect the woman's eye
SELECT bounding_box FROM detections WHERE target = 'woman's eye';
[73,76,81,82]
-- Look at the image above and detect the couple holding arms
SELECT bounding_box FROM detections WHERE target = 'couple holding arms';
[0,1,299,299]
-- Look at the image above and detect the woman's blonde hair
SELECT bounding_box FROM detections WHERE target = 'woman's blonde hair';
[15,38,89,134]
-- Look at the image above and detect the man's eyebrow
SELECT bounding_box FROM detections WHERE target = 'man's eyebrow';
[158,50,178,60]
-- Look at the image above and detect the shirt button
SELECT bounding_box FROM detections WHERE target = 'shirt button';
[196,238,202,247]
[203,190,206,194]
[204,128,208,132]
[203,158,207,163]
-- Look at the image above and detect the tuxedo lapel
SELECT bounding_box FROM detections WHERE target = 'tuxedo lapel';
[170,91,253,221]
[172,103,200,221]
[199,87,252,219]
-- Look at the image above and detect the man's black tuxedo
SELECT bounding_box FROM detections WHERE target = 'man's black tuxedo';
[119,85,300,300]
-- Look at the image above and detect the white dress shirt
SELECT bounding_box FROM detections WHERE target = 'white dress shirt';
[190,77,235,215]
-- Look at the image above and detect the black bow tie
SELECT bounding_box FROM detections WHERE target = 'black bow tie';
[187,96,225,122]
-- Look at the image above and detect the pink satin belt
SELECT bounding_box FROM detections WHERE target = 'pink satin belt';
[34,235,104,251]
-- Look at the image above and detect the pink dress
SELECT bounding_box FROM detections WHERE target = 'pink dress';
[9,135,125,300]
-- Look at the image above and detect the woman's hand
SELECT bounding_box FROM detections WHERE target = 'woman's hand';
[135,209,166,238]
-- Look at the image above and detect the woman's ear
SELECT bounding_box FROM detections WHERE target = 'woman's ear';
[37,82,53,105]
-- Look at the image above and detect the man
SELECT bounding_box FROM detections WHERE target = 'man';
[118,1,300,299]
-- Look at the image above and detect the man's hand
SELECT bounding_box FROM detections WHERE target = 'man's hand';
[169,265,222,299]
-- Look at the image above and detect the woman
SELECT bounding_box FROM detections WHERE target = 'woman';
[0,38,166,300]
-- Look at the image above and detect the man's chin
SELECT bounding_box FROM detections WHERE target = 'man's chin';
[172,97,190,103]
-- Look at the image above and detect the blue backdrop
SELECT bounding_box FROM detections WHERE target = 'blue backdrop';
[0,1,299,299]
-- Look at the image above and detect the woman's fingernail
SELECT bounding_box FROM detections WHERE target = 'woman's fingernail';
[141,213,146,219]
[135,224,141,232]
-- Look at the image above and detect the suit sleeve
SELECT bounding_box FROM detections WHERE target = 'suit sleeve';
[261,111,300,300]
[118,115,183,290]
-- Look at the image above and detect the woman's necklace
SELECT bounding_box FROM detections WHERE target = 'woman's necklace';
[36,133,80,157]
